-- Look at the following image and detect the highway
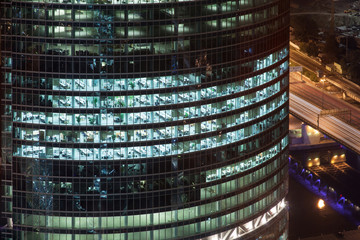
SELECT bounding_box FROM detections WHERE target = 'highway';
[290,72,360,128]
[289,72,360,155]
[290,49,360,102]
[290,50,324,73]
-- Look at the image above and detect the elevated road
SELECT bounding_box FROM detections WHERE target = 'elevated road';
[291,49,360,102]
[289,72,360,155]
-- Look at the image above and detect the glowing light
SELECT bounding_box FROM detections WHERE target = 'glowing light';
[270,206,277,214]
[260,215,267,225]
[200,198,287,240]
[243,221,254,231]
[280,199,286,208]
[317,199,325,209]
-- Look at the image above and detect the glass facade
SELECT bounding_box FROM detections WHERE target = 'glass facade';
[1,0,289,239]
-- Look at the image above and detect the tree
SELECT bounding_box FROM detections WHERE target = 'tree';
[291,16,319,42]
[347,63,360,84]
[323,34,340,63]
[341,36,358,50]
[299,42,319,57]
[344,50,360,82]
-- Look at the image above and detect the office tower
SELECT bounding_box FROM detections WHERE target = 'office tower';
[1,0,289,239]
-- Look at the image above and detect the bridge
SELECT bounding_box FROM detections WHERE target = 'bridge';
[289,72,360,155]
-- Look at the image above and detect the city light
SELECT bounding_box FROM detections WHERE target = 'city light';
[317,199,325,209]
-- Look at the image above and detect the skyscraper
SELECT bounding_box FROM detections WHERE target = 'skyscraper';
[1,0,289,239]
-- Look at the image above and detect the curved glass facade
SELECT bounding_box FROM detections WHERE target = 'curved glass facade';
[1,0,289,239]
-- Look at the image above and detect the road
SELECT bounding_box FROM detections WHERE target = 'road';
[290,50,324,73]
[290,49,360,102]
[290,72,360,154]
[290,72,360,128]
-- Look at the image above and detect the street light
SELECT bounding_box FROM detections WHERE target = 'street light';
[317,199,325,209]
[320,76,326,88]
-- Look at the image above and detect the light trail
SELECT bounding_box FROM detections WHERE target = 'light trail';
[290,93,360,155]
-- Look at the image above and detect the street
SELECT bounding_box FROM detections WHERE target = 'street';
[290,49,360,102]
[290,72,360,130]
